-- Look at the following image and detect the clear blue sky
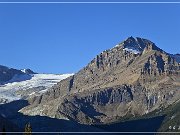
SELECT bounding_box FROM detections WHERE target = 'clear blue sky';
[0,2,179,74]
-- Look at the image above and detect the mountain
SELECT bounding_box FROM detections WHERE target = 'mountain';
[21,68,36,74]
[20,37,180,127]
[0,65,73,104]
[0,65,32,85]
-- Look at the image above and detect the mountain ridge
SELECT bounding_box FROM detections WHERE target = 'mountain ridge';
[20,37,180,125]
[0,65,31,85]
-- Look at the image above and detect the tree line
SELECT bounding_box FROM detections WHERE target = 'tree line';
[1,122,32,135]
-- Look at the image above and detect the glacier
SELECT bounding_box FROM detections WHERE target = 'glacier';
[0,73,73,104]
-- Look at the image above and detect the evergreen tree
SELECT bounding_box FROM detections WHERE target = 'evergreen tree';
[24,122,32,135]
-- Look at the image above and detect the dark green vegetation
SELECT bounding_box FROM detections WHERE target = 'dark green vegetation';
[93,100,180,133]
[134,100,180,132]
[24,123,32,135]
[158,101,180,132]
[0,122,32,135]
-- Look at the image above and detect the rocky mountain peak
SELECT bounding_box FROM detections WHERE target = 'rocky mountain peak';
[120,36,163,54]
[21,37,180,125]
[21,69,36,74]
[0,65,24,84]
[0,65,35,85]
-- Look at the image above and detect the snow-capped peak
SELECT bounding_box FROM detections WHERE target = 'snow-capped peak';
[21,69,26,73]
[112,37,142,54]
[21,69,35,74]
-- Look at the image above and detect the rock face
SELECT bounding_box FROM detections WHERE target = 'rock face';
[0,65,25,84]
[20,37,180,124]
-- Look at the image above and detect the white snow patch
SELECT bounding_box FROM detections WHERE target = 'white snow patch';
[145,110,149,114]
[171,115,176,120]
[111,44,121,50]
[29,92,35,96]
[123,47,141,54]
[115,44,120,47]
[21,69,26,73]
[38,89,48,94]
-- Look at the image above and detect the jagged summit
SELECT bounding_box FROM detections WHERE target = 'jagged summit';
[0,65,38,85]
[21,69,36,74]
[115,36,163,54]
[0,65,26,84]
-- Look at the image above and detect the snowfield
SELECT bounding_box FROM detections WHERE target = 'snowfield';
[123,47,141,54]
[0,73,73,104]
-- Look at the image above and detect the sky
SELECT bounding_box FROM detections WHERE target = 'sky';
[0,1,180,74]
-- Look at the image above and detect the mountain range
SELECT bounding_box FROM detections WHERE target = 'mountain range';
[0,36,180,133]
